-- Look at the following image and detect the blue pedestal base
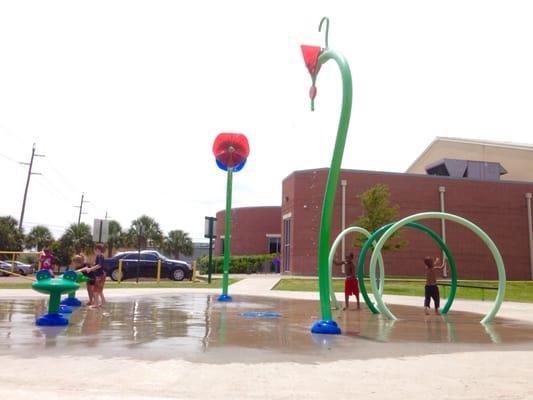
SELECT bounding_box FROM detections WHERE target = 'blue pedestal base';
[59,305,73,314]
[36,313,69,326]
[311,320,342,335]
[61,297,82,307]
[218,294,233,302]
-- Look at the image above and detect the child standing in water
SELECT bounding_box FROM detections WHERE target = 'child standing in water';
[39,248,57,276]
[92,244,106,307]
[72,254,95,306]
[424,256,446,315]
[334,252,360,310]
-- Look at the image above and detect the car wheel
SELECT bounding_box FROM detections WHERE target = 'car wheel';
[110,268,122,282]
[171,268,185,281]
[17,269,26,276]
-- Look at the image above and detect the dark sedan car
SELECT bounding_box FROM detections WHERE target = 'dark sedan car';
[103,250,192,281]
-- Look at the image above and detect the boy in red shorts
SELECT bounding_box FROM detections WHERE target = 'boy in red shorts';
[335,252,360,310]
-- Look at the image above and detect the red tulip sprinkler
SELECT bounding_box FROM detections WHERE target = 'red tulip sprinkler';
[212,133,250,302]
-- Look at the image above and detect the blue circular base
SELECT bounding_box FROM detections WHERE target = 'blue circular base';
[310,320,342,335]
[36,313,69,326]
[61,297,82,307]
[217,294,233,302]
[240,312,282,318]
[59,305,73,314]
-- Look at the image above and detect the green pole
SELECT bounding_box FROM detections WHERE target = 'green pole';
[48,292,61,314]
[315,49,353,322]
[221,167,233,298]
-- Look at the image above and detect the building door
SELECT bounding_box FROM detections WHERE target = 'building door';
[283,218,291,272]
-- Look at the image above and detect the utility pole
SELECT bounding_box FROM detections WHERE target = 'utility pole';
[74,193,89,225]
[19,143,44,230]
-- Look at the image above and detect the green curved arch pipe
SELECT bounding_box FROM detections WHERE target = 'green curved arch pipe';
[369,212,506,324]
[358,222,457,315]
[328,226,385,310]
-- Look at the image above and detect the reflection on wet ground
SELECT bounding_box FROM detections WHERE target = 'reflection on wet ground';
[1,294,533,363]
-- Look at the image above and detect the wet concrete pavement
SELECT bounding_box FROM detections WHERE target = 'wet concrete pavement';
[2,293,533,364]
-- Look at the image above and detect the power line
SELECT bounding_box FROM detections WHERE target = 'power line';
[43,157,81,194]
[0,152,19,164]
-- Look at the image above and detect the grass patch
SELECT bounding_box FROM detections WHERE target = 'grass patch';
[0,278,238,290]
[273,278,533,303]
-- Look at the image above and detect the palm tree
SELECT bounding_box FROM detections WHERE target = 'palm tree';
[105,220,124,257]
[60,223,94,254]
[25,225,54,250]
[128,215,163,249]
[163,230,193,259]
[0,216,24,251]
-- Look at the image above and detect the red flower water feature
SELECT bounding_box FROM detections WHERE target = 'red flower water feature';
[212,133,250,168]
[300,45,323,109]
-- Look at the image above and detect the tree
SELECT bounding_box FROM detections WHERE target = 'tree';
[0,216,24,252]
[25,225,54,250]
[50,239,71,267]
[352,184,408,251]
[60,223,94,255]
[127,215,163,249]
[105,220,124,257]
[163,230,193,259]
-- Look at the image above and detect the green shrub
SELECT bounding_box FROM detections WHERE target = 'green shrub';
[197,253,278,274]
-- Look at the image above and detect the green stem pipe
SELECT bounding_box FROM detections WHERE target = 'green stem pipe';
[222,167,233,296]
[315,49,353,321]
[48,292,61,314]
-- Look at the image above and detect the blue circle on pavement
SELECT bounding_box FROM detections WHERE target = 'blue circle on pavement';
[240,312,282,318]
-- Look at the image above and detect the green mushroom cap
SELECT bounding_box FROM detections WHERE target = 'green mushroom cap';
[32,270,80,295]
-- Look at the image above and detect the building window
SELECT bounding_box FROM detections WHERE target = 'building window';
[267,236,281,253]
[220,238,225,256]
[283,219,291,272]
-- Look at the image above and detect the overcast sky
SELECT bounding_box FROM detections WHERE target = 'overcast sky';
[1,0,532,241]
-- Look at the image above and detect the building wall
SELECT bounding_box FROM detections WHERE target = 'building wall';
[407,137,533,182]
[214,206,282,256]
[281,169,533,280]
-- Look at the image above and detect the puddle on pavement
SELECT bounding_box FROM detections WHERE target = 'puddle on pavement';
[1,294,533,363]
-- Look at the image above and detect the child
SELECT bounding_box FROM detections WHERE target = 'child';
[39,248,57,277]
[424,256,446,315]
[334,252,360,310]
[72,254,95,306]
[92,244,106,307]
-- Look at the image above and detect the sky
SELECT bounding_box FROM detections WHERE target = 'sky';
[1,0,533,241]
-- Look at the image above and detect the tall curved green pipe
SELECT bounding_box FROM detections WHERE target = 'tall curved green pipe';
[328,226,385,310]
[313,50,353,322]
[358,222,457,315]
[221,167,233,297]
[368,212,506,324]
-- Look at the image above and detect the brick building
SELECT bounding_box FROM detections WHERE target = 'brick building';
[213,138,533,280]
[281,169,533,280]
[214,206,281,256]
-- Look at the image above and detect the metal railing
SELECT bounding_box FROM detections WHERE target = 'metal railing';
[0,251,41,275]
[438,281,498,301]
